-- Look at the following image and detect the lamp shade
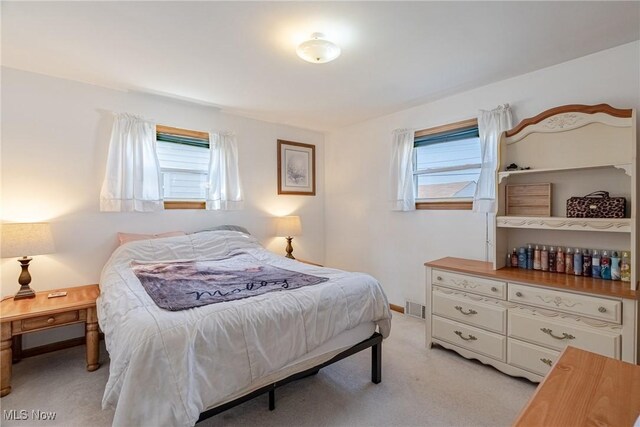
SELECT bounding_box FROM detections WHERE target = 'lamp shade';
[1,222,55,258]
[275,216,302,237]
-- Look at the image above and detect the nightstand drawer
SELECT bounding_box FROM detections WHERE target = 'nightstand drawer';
[19,311,82,332]
[432,270,506,299]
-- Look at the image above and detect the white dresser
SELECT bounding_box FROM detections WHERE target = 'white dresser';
[426,257,638,382]
[424,104,639,380]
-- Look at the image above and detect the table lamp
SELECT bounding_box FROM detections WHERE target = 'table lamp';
[275,216,302,259]
[1,222,55,299]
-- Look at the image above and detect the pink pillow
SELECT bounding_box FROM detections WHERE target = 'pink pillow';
[118,231,186,246]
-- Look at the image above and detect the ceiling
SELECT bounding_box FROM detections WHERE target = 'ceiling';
[2,2,639,131]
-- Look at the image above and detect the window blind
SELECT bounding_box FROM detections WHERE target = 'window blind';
[156,132,209,149]
[414,126,479,147]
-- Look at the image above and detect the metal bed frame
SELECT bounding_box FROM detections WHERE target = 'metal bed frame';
[197,332,383,423]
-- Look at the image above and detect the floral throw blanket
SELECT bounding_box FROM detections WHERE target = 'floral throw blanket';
[131,253,329,311]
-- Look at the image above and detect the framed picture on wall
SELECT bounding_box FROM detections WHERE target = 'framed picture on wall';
[277,139,316,195]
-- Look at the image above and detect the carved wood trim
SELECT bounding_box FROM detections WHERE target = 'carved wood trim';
[505,104,632,138]
[496,216,631,233]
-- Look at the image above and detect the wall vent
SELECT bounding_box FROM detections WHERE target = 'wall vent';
[405,300,426,319]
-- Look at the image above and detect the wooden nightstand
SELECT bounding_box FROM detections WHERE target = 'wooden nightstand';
[0,285,100,397]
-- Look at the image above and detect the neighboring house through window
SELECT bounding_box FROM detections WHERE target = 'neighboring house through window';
[156,125,210,209]
[413,118,480,210]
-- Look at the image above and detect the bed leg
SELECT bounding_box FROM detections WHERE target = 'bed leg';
[268,388,275,411]
[372,341,381,384]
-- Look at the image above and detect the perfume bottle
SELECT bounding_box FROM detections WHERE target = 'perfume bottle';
[582,249,592,277]
[556,246,565,273]
[592,250,601,279]
[573,248,583,276]
[518,247,527,269]
[601,250,611,280]
[621,252,631,282]
[541,246,549,272]
[511,248,518,268]
[565,248,574,275]
[548,246,556,272]
[526,244,534,270]
[611,251,621,281]
[534,245,542,270]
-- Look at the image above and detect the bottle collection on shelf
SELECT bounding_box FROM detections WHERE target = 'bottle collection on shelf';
[508,245,631,282]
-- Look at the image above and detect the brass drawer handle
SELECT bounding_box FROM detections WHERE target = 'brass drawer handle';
[515,291,523,297]
[47,317,55,324]
[541,327,575,340]
[598,306,607,313]
[454,306,478,316]
[491,287,498,292]
[540,358,553,367]
[454,330,477,341]
[437,276,443,281]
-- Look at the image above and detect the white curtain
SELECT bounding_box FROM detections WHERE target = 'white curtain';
[206,132,244,210]
[473,104,513,213]
[390,128,416,211]
[100,113,163,212]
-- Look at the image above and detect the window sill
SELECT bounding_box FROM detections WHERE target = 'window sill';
[415,201,473,210]
[164,201,206,210]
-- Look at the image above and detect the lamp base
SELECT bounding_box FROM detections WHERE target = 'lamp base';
[285,237,295,259]
[14,286,36,300]
[14,257,36,300]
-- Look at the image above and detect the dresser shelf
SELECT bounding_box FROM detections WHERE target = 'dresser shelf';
[496,216,631,233]
[498,163,631,183]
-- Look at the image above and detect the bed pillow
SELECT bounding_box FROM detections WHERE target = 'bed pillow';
[118,231,186,246]
[194,225,251,235]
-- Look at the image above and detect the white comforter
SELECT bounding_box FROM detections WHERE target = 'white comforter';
[98,231,391,426]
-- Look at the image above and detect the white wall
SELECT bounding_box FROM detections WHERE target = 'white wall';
[324,41,640,307]
[1,68,325,346]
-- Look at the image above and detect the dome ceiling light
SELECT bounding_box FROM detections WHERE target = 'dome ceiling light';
[296,32,341,64]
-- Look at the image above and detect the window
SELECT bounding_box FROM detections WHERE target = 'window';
[156,125,210,209]
[413,119,480,210]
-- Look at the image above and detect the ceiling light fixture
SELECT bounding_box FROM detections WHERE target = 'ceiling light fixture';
[296,32,341,64]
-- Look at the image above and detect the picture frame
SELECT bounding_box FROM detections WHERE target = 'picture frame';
[277,139,316,196]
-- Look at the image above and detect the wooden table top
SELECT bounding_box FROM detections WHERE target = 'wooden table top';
[513,346,640,427]
[0,285,100,322]
[425,257,638,300]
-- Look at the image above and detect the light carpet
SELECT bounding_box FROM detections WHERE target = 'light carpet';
[0,314,536,426]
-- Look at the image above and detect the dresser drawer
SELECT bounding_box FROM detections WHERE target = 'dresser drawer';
[432,287,506,334]
[432,270,506,300]
[19,311,81,332]
[432,315,506,361]
[508,310,620,358]
[508,338,560,377]
[508,284,621,323]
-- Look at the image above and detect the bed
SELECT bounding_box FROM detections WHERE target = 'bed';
[97,230,392,426]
